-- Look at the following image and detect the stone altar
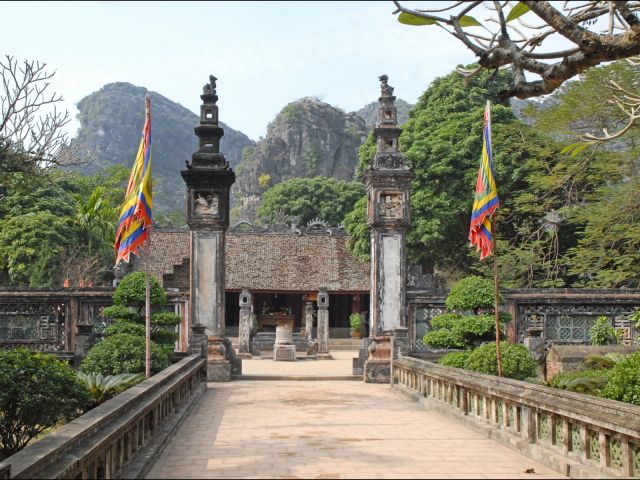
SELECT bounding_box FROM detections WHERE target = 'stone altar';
[273,317,296,361]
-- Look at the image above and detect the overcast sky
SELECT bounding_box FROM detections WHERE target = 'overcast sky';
[2,1,513,140]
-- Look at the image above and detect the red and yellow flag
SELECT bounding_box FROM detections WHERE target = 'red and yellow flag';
[469,101,499,259]
[114,96,152,264]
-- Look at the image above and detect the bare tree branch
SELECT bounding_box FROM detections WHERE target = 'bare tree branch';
[393,1,640,100]
[1,55,88,172]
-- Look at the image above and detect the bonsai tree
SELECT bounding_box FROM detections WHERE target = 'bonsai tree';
[100,271,181,350]
[423,276,509,350]
[349,312,363,338]
[0,348,90,457]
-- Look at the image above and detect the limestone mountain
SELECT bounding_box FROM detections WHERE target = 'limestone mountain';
[234,97,368,222]
[355,98,413,130]
[73,82,254,213]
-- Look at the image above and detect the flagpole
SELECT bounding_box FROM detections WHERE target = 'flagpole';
[491,216,503,377]
[145,224,151,378]
[144,95,152,379]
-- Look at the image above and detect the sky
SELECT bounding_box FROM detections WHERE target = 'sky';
[1,1,538,140]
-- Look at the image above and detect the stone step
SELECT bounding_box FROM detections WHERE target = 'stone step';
[232,375,363,381]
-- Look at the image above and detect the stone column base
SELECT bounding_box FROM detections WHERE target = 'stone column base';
[274,344,296,361]
[207,337,232,382]
[316,353,333,360]
[236,352,253,360]
[207,362,232,381]
[363,335,392,383]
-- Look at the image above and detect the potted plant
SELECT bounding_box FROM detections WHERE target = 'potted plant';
[349,313,363,339]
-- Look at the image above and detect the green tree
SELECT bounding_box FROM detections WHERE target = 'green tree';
[257,176,365,226]
[350,68,554,279]
[0,348,90,456]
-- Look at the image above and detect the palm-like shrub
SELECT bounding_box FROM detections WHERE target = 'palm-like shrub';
[546,369,610,396]
[76,372,144,407]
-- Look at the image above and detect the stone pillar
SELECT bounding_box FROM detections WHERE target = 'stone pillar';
[237,288,252,359]
[363,75,413,383]
[524,327,545,379]
[181,75,236,382]
[304,302,314,342]
[74,324,95,368]
[316,288,332,360]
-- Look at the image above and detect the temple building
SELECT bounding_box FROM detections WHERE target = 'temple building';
[130,221,370,339]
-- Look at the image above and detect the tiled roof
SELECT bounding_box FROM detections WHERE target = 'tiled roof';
[139,228,370,292]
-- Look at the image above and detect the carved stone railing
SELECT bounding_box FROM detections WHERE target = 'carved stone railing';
[0,353,207,479]
[393,356,640,478]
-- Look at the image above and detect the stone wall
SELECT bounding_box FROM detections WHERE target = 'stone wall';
[546,344,640,379]
[407,288,640,352]
[0,289,189,362]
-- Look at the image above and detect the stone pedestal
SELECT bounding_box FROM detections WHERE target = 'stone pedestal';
[274,317,296,361]
[237,288,252,359]
[316,289,332,360]
[189,323,208,357]
[364,335,392,383]
[304,302,314,342]
[524,327,545,379]
[207,337,231,381]
[74,324,95,367]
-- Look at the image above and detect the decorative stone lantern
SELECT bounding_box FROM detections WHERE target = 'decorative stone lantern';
[181,75,236,381]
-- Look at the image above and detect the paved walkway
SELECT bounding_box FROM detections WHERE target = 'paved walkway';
[147,380,562,479]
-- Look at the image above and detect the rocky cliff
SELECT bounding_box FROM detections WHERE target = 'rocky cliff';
[233,97,368,221]
[355,98,413,130]
[73,82,254,212]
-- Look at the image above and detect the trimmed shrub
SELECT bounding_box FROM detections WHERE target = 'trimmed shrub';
[422,329,465,349]
[429,313,461,330]
[81,334,170,375]
[464,342,537,380]
[445,275,497,312]
[601,351,640,405]
[0,348,90,455]
[452,314,496,345]
[112,271,166,309]
[438,350,471,369]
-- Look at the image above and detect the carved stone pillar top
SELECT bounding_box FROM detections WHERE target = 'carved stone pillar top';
[239,288,252,308]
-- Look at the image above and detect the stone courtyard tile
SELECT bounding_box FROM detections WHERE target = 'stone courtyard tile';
[146,380,563,479]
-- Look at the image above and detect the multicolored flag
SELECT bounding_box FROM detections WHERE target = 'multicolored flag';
[114,96,152,265]
[469,101,499,259]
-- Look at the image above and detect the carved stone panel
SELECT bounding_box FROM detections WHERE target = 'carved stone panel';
[193,191,220,217]
[378,192,404,221]
[0,302,66,351]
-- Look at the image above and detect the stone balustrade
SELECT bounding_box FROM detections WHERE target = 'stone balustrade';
[393,355,640,478]
[0,354,207,479]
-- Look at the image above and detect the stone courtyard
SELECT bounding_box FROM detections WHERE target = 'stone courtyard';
[147,379,562,479]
